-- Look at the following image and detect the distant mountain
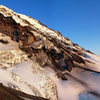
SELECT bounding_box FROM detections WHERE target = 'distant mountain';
[0,5,100,100]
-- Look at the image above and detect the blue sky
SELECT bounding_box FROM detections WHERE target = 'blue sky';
[1,0,100,55]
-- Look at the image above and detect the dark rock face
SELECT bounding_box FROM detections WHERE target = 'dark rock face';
[0,39,9,44]
[0,13,35,45]
[0,83,48,100]
[72,53,85,64]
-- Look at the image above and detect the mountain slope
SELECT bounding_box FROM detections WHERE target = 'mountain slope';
[0,5,86,73]
[0,5,100,100]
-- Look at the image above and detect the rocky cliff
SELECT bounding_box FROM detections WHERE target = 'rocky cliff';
[0,5,86,74]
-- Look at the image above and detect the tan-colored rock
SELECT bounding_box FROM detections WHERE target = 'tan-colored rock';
[0,49,28,68]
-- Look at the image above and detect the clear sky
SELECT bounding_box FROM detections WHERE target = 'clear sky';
[1,0,100,55]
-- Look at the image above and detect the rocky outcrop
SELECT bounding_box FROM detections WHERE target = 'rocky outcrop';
[0,49,28,68]
[0,83,48,100]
